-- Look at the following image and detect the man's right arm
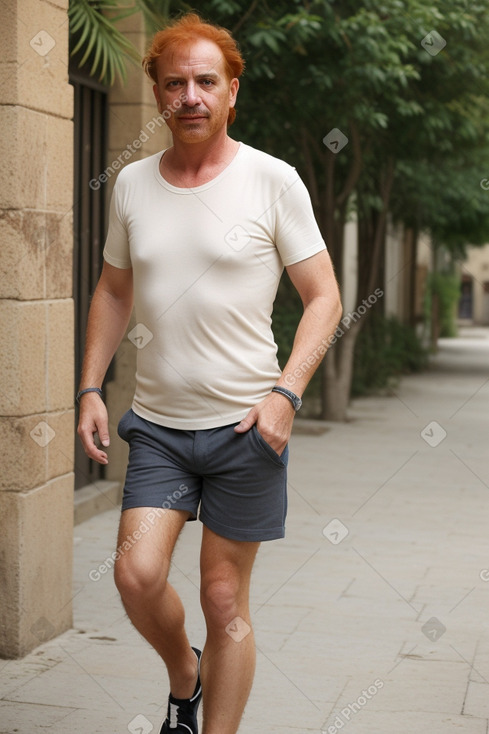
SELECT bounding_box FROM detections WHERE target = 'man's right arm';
[77,262,134,465]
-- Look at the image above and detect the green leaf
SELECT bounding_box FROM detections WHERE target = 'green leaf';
[69,0,142,85]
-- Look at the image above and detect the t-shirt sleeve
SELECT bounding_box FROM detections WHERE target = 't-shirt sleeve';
[103,178,132,269]
[273,170,327,267]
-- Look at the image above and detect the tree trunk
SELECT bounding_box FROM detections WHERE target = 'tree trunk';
[431,292,440,352]
[319,159,395,421]
[321,322,361,421]
[430,242,440,352]
[406,226,419,328]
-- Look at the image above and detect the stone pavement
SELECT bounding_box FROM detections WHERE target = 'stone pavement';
[1,327,489,734]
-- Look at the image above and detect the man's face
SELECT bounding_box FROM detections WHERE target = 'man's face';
[153,38,239,145]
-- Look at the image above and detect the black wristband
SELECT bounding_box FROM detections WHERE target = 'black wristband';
[271,386,302,412]
[76,387,103,404]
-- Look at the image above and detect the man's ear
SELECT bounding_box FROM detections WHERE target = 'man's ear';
[229,77,239,108]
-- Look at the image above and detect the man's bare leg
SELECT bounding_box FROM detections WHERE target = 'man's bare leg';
[114,507,199,698]
[199,526,260,734]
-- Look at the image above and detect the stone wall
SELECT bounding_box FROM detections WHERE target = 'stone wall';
[0,0,74,658]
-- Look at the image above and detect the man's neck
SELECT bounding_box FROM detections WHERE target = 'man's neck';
[160,132,240,187]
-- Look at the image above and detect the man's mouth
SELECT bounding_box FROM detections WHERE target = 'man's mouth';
[176,109,209,120]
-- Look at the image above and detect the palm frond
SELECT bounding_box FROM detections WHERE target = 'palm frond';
[69,0,142,85]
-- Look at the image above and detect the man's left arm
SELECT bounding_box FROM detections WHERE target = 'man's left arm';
[234,249,342,453]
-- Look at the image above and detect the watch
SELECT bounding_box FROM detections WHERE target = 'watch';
[271,386,302,412]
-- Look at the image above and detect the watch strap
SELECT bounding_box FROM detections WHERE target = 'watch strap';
[76,387,103,404]
[271,385,302,411]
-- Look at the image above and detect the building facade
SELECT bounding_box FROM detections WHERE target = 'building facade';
[459,244,489,324]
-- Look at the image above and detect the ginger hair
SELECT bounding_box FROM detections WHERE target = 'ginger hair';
[142,13,245,126]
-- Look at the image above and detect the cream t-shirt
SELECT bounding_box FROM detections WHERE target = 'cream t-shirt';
[103,142,326,429]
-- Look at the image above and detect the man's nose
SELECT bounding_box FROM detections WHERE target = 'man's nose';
[185,80,202,106]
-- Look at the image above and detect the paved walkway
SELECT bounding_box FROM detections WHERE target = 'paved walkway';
[1,327,489,734]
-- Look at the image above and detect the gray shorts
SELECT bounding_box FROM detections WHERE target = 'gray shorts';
[117,409,288,542]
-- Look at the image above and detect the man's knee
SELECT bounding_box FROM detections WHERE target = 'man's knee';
[114,508,186,602]
[200,576,241,626]
[114,552,168,602]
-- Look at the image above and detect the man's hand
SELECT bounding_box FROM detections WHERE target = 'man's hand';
[77,393,110,465]
[234,392,296,456]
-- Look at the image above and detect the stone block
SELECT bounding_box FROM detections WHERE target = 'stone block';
[0,106,47,210]
[0,300,46,415]
[136,72,158,108]
[47,299,74,411]
[0,209,73,300]
[0,299,73,415]
[108,103,152,156]
[0,410,74,492]
[42,0,68,10]
[0,2,17,62]
[0,210,45,299]
[111,3,145,35]
[0,62,17,101]
[45,116,74,211]
[44,211,73,299]
[110,44,150,104]
[0,107,72,210]
[11,0,72,118]
[0,474,74,658]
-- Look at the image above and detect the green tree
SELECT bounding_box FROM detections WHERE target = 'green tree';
[226,0,489,418]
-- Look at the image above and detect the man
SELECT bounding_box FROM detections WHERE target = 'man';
[77,12,341,734]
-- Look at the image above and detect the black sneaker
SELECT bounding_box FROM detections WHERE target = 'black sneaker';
[160,647,202,734]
